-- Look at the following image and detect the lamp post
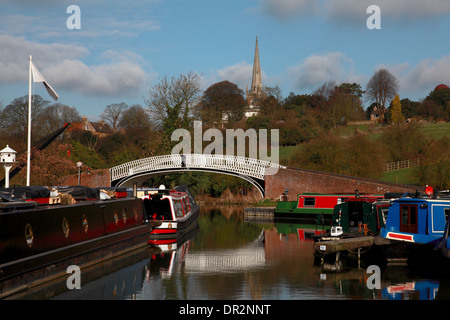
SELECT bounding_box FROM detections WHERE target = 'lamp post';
[77,161,83,185]
[1,145,17,188]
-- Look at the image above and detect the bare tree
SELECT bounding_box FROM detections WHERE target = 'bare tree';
[100,102,128,132]
[37,103,81,136]
[259,86,284,121]
[119,104,152,132]
[365,69,399,120]
[1,95,49,139]
[145,71,201,132]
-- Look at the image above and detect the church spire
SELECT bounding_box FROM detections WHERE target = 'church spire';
[251,35,262,98]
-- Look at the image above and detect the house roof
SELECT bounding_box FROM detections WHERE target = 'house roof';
[73,116,114,134]
[89,120,113,134]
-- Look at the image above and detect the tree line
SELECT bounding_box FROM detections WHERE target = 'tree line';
[0,67,448,192]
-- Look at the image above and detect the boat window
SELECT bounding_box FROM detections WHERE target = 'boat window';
[173,200,184,218]
[183,197,190,214]
[400,204,418,233]
[304,197,315,207]
[402,206,408,225]
[114,210,119,226]
[381,208,389,225]
[445,208,450,224]
[149,198,172,220]
[122,208,128,224]
[62,218,70,238]
[180,199,185,215]
[134,207,138,221]
[25,224,33,248]
[82,215,88,233]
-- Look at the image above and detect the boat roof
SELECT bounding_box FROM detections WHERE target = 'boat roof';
[343,197,383,203]
[0,186,50,200]
[392,197,450,204]
[167,190,188,198]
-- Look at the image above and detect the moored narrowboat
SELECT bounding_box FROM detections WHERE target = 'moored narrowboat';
[376,191,450,263]
[275,191,384,223]
[312,194,400,263]
[435,202,450,260]
[0,185,150,298]
[142,185,199,246]
[328,197,392,237]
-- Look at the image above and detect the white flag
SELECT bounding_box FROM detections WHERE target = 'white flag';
[31,61,59,101]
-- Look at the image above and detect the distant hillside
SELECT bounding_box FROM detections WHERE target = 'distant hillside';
[279,122,449,188]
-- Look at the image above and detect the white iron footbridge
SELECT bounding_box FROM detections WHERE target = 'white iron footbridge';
[110,154,285,197]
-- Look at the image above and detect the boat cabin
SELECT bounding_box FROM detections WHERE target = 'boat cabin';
[275,191,384,222]
[381,197,450,244]
[331,198,390,236]
[143,189,192,221]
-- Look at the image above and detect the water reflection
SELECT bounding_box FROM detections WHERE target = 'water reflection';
[9,205,450,300]
[382,280,439,300]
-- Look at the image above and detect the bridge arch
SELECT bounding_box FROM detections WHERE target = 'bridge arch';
[110,154,285,198]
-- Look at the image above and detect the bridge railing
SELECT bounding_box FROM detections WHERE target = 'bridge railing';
[110,154,285,182]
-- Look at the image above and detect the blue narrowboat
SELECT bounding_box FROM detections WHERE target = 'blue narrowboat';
[435,200,450,260]
[377,192,450,262]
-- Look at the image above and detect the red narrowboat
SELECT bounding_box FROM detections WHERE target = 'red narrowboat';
[275,191,384,222]
[142,186,199,246]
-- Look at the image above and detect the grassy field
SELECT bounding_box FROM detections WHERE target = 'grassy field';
[420,122,450,139]
[380,167,421,186]
[278,145,302,165]
[278,122,449,186]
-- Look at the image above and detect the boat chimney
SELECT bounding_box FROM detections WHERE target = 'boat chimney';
[133,182,137,198]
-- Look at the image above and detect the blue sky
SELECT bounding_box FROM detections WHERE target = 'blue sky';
[1,0,450,120]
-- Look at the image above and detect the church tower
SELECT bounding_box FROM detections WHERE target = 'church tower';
[246,36,263,107]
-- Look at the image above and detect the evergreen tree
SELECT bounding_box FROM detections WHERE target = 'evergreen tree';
[390,94,405,123]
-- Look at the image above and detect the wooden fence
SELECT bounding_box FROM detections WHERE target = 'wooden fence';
[384,158,420,172]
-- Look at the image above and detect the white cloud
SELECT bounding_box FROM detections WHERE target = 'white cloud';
[0,35,149,97]
[211,61,272,92]
[0,3,160,39]
[365,57,450,100]
[287,52,363,90]
[0,34,89,82]
[257,0,450,23]
[44,60,147,97]
[216,62,254,90]
[326,0,450,25]
[394,56,450,96]
[200,61,275,94]
[257,0,318,19]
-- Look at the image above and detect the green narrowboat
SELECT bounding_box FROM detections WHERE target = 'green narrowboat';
[274,192,384,223]
[329,197,391,237]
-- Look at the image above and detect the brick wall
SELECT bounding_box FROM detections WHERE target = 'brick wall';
[58,166,421,200]
[59,169,111,188]
[265,167,422,200]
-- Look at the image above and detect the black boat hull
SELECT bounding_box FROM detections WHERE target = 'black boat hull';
[373,236,442,263]
[0,197,149,298]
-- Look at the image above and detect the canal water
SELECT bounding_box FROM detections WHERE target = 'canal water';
[12,205,450,301]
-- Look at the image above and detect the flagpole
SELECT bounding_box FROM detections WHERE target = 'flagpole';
[27,55,32,186]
